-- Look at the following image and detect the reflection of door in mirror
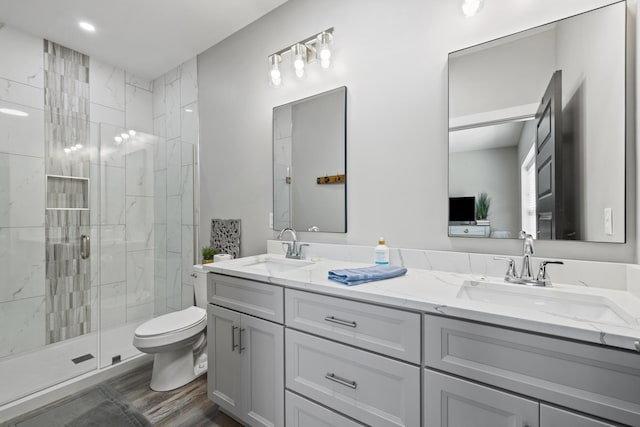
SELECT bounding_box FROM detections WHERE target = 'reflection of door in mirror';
[448,1,625,243]
[272,87,347,233]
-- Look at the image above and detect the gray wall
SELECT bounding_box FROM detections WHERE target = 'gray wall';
[450,146,520,237]
[198,0,636,262]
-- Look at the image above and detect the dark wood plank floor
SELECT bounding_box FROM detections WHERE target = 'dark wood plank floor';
[107,362,242,427]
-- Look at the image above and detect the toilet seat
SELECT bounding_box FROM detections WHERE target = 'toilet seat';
[133,306,206,351]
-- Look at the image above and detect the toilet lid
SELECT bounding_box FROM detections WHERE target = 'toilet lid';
[135,306,206,337]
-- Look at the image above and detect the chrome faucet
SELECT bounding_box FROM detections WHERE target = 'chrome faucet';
[494,231,564,287]
[519,231,535,280]
[278,228,309,259]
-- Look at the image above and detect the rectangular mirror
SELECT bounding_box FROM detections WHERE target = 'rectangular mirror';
[448,2,626,242]
[273,86,347,233]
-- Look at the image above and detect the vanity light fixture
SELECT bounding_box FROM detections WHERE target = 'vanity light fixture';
[267,27,334,87]
[461,0,483,17]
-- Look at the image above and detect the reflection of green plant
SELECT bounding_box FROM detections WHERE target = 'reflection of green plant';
[476,192,491,220]
[202,247,218,260]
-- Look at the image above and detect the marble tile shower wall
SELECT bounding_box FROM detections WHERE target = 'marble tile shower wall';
[152,58,198,313]
[0,26,46,359]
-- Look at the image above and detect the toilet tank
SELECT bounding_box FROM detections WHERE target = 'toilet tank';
[193,266,207,308]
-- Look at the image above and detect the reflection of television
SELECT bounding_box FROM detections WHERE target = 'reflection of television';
[449,196,475,224]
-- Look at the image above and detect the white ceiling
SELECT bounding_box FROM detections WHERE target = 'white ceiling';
[0,0,288,80]
[449,120,528,153]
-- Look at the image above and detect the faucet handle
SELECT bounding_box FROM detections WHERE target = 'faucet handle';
[536,260,564,283]
[494,256,517,280]
[281,242,293,256]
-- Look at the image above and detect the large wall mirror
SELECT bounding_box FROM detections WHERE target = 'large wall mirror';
[448,2,626,243]
[273,86,347,233]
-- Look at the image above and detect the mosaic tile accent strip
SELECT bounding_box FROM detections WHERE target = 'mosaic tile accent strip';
[44,40,90,178]
[210,219,241,259]
[44,41,92,343]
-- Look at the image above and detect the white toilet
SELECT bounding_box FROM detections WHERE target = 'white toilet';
[133,267,208,391]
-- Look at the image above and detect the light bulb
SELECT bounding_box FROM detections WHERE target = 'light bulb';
[128,130,136,136]
[75,143,83,149]
[291,44,307,79]
[268,54,282,87]
[64,148,71,154]
[70,146,77,151]
[121,132,130,140]
[114,136,123,144]
[317,32,333,69]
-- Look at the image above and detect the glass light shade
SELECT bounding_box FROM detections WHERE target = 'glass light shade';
[317,32,333,69]
[268,54,282,87]
[291,44,307,78]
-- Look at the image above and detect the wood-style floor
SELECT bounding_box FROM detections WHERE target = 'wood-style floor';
[106,362,242,427]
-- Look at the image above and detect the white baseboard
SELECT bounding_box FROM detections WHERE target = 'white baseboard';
[0,354,153,423]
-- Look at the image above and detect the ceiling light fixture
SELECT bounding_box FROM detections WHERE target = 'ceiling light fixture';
[79,21,96,32]
[0,107,29,117]
[462,0,483,17]
[267,27,334,87]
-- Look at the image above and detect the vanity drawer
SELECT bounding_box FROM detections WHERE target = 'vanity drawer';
[208,273,283,323]
[286,329,420,427]
[285,289,421,363]
[285,391,364,427]
[424,314,640,426]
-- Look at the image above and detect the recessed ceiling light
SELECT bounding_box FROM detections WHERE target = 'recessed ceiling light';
[0,107,29,117]
[79,21,96,32]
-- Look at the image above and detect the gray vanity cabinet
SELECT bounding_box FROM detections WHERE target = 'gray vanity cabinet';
[424,314,640,427]
[424,369,539,427]
[207,274,285,427]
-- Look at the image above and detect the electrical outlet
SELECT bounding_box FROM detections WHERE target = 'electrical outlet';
[604,208,613,236]
[269,212,273,229]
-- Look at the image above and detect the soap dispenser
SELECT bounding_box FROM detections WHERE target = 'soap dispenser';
[374,237,390,265]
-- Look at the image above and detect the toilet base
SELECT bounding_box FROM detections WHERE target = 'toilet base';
[150,346,203,391]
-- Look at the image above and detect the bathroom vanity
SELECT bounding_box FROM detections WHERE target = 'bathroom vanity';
[204,251,640,427]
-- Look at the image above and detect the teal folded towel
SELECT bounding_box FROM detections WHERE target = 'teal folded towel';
[328,265,407,286]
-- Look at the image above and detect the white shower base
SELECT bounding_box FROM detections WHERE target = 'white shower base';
[0,321,144,408]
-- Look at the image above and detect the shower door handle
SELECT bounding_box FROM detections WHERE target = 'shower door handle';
[80,235,90,260]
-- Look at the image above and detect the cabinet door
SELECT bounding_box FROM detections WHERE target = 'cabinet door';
[424,369,539,427]
[540,405,620,427]
[286,391,365,427]
[208,305,242,416]
[240,314,284,427]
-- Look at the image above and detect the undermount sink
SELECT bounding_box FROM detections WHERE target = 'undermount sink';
[457,280,636,327]
[242,256,313,274]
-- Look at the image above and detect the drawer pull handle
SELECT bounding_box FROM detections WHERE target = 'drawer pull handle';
[325,373,357,389]
[231,325,238,351]
[324,316,357,328]
[238,328,246,354]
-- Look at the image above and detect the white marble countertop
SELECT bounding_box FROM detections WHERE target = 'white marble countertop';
[204,254,640,352]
